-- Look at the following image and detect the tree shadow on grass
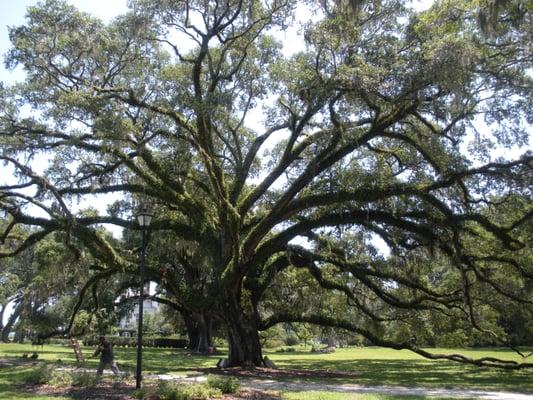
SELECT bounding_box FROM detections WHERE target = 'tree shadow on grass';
[272,358,533,392]
[106,348,533,393]
[0,364,67,399]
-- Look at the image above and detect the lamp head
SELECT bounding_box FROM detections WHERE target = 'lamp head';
[136,208,153,227]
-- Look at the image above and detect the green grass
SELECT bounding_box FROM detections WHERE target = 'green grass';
[0,343,531,399]
[0,364,69,399]
[0,342,217,375]
[265,346,533,392]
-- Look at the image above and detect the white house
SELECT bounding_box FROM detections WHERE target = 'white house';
[117,284,159,336]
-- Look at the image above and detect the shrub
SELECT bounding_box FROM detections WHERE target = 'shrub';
[174,338,189,348]
[284,334,300,346]
[275,347,296,353]
[71,370,98,387]
[155,380,178,400]
[48,338,70,346]
[207,375,241,394]
[262,339,284,349]
[152,381,222,400]
[49,370,73,387]
[153,338,188,348]
[24,364,54,385]
[117,337,137,347]
[181,383,221,399]
[131,388,147,399]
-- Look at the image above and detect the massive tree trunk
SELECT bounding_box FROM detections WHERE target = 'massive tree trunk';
[195,312,213,353]
[182,310,213,353]
[183,311,199,351]
[223,294,264,367]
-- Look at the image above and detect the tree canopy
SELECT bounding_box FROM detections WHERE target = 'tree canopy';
[0,0,531,368]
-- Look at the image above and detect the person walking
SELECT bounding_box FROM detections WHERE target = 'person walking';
[93,336,120,377]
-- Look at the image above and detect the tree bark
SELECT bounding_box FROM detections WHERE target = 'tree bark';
[183,310,213,353]
[183,311,200,351]
[195,312,211,353]
[223,294,264,367]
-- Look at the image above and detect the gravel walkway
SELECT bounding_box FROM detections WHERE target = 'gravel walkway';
[150,373,533,400]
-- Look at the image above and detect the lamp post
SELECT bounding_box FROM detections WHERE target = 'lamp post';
[136,208,153,389]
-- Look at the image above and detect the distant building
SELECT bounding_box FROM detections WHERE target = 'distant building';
[117,285,159,337]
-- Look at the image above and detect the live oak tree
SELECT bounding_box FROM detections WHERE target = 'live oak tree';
[0,0,531,367]
[0,223,93,341]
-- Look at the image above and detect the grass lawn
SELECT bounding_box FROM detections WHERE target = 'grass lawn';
[0,363,69,399]
[266,346,533,392]
[0,343,531,399]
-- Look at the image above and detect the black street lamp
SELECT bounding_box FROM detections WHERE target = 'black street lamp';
[136,208,153,389]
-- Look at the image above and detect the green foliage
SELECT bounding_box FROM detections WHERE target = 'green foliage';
[207,374,241,394]
[260,325,286,349]
[276,347,297,353]
[70,370,98,387]
[48,370,72,387]
[435,331,471,348]
[143,312,176,336]
[23,364,54,385]
[178,383,222,400]
[21,364,97,388]
[153,381,177,400]
[131,388,147,399]
[284,334,300,347]
[151,380,222,400]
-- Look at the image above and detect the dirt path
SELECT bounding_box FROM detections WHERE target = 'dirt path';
[151,373,533,400]
[239,378,533,400]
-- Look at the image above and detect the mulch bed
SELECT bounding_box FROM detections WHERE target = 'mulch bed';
[199,366,358,380]
[6,359,339,399]
[32,383,281,400]
[27,368,289,400]
[33,381,137,400]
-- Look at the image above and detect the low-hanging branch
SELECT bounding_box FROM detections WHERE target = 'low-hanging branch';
[259,313,533,370]
[287,245,464,313]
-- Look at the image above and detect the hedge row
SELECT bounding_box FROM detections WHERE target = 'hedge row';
[82,337,188,348]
